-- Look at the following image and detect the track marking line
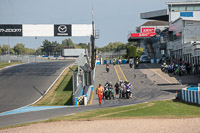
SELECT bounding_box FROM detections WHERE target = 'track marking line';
[0,62,74,115]
[143,64,172,84]
[114,65,121,81]
[89,89,95,105]
[118,65,127,81]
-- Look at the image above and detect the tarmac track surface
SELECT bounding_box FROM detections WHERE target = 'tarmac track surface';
[0,63,184,128]
[92,63,183,105]
[0,61,73,113]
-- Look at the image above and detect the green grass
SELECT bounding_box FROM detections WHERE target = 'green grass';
[35,65,78,106]
[0,62,21,69]
[1,100,200,130]
[48,100,200,121]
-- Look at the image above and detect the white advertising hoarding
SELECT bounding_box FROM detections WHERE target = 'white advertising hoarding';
[62,49,86,57]
[72,24,92,36]
[23,24,54,36]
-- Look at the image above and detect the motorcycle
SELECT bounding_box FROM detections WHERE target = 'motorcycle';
[173,66,179,75]
[135,60,139,68]
[126,89,131,99]
[129,63,133,68]
[106,66,110,73]
[108,87,115,100]
[179,65,186,76]
[119,60,122,65]
[166,65,174,73]
[103,86,114,100]
[161,64,166,72]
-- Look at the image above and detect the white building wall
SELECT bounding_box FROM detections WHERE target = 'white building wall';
[170,11,200,22]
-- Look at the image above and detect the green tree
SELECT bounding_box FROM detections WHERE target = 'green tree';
[76,43,88,49]
[62,38,75,48]
[41,40,56,55]
[127,45,137,58]
[13,43,26,55]
[36,47,43,55]
[137,47,144,57]
[1,45,10,54]
[25,48,35,55]
[10,48,15,55]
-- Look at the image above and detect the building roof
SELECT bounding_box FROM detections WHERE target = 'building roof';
[140,9,168,21]
[167,1,200,5]
[141,21,169,26]
[172,17,200,24]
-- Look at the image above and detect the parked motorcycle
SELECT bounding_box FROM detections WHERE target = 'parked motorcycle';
[166,65,174,73]
[161,64,167,72]
[179,65,186,76]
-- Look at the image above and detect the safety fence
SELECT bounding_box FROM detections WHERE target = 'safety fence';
[180,87,200,105]
[74,60,98,106]
[103,59,127,64]
[0,55,48,63]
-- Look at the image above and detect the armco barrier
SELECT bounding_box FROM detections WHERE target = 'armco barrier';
[181,88,200,105]
[103,59,127,64]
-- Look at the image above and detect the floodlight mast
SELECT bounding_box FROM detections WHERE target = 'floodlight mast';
[91,8,95,70]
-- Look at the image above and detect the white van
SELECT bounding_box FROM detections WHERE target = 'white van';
[140,55,150,63]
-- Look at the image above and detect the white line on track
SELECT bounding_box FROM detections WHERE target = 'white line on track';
[0,62,74,115]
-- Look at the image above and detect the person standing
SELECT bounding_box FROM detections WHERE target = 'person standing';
[97,84,104,106]
[114,82,120,98]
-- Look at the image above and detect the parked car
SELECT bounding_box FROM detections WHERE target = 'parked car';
[140,55,150,63]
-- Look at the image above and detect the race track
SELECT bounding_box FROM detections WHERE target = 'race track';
[0,61,73,113]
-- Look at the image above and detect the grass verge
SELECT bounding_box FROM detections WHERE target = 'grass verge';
[48,99,200,121]
[1,100,200,130]
[34,65,78,106]
[0,62,21,69]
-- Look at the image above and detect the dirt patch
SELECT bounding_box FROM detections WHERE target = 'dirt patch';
[1,118,200,133]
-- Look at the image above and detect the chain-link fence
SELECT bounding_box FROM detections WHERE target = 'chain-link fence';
[0,55,48,63]
[99,49,126,59]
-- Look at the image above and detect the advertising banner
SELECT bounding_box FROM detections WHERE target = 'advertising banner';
[23,24,54,37]
[130,32,156,38]
[0,24,22,36]
[142,27,155,33]
[54,24,72,36]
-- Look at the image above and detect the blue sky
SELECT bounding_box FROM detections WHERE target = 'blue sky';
[0,0,180,49]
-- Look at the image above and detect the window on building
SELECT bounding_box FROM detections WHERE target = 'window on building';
[179,6,186,11]
[194,5,200,11]
[171,6,179,12]
[187,6,194,11]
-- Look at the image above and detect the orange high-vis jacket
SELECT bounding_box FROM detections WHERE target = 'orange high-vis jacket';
[97,86,104,95]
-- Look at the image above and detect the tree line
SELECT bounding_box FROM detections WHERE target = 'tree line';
[0,43,35,55]
[0,38,144,57]
[0,38,88,55]
[96,41,144,58]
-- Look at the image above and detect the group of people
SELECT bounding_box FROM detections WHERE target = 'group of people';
[97,80,133,106]
[161,58,196,75]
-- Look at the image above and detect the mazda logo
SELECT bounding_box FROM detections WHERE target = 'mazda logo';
[58,25,67,33]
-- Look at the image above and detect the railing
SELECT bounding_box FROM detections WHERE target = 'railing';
[0,55,48,63]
